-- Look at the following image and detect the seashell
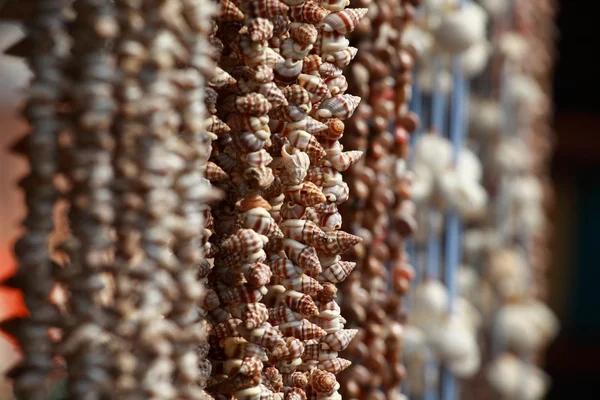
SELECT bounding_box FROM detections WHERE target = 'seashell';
[313,316,343,334]
[320,329,358,351]
[247,322,286,351]
[319,31,350,53]
[321,182,349,204]
[243,208,283,239]
[284,387,308,400]
[317,358,351,374]
[318,62,343,79]
[247,262,274,287]
[280,201,307,220]
[270,305,303,325]
[245,47,286,69]
[305,167,342,187]
[290,2,329,24]
[280,145,311,186]
[240,150,273,171]
[318,283,338,303]
[319,0,348,12]
[281,274,324,296]
[303,54,323,74]
[284,117,329,135]
[233,131,269,153]
[298,74,331,103]
[242,302,270,330]
[206,115,231,134]
[244,165,276,189]
[302,344,338,361]
[282,85,311,106]
[263,366,284,392]
[318,260,355,283]
[281,38,314,60]
[434,3,487,53]
[220,0,245,21]
[241,0,290,18]
[310,370,339,395]
[223,339,269,362]
[283,238,323,275]
[236,93,272,116]
[323,150,363,172]
[316,95,361,120]
[290,23,319,45]
[321,9,368,34]
[279,319,328,340]
[214,318,243,339]
[285,131,326,162]
[284,290,320,317]
[209,67,237,88]
[325,75,348,97]
[281,337,306,360]
[284,184,326,210]
[206,161,228,182]
[270,104,309,123]
[275,59,304,85]
[283,371,309,388]
[255,82,288,106]
[240,195,272,212]
[221,285,268,305]
[200,289,221,311]
[316,118,344,140]
[228,114,270,134]
[248,18,275,42]
[281,219,330,248]
[222,229,266,255]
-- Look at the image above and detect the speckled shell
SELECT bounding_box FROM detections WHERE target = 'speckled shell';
[320,329,358,351]
[316,95,361,120]
[214,318,244,339]
[290,2,329,24]
[269,305,303,324]
[284,290,320,317]
[298,74,331,104]
[279,319,328,340]
[243,302,270,330]
[284,181,326,207]
[221,0,245,22]
[321,9,368,34]
[318,260,355,283]
[243,207,284,239]
[283,238,323,275]
[248,18,275,42]
[302,344,338,362]
[317,358,351,374]
[281,274,324,296]
[222,229,266,255]
[285,130,327,162]
[310,369,339,395]
[236,93,273,116]
[290,23,319,45]
[241,0,290,18]
[280,219,330,247]
[283,372,309,388]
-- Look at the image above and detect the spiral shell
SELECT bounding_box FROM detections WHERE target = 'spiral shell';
[303,54,323,74]
[281,38,314,60]
[280,274,324,296]
[284,181,327,207]
[320,329,358,351]
[236,93,273,116]
[221,0,245,21]
[321,9,368,34]
[284,290,320,317]
[302,344,338,361]
[310,369,339,395]
[279,319,328,340]
[280,219,330,247]
[290,2,329,24]
[298,74,331,103]
[283,238,323,276]
[214,318,244,339]
[242,207,284,239]
[275,59,304,85]
[285,131,327,162]
[284,117,329,135]
[222,229,266,255]
[316,94,361,120]
[270,306,303,325]
[280,201,307,220]
[242,302,270,330]
[241,0,290,18]
[290,23,319,45]
[318,260,355,284]
[317,358,351,374]
[281,145,311,186]
[248,18,275,42]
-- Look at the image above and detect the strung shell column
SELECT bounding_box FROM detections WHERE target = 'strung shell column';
[0,1,69,398]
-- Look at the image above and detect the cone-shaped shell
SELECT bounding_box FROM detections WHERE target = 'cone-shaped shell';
[248,18,274,42]
[269,305,303,324]
[220,0,245,21]
[280,219,330,247]
[243,302,270,330]
[222,229,265,255]
[320,329,358,351]
[242,0,290,18]
[281,274,324,296]
[279,319,328,340]
[317,230,362,255]
[316,94,361,120]
[290,2,329,24]
[284,290,320,317]
[283,238,323,275]
[321,8,368,34]
[317,358,351,374]
[236,93,272,116]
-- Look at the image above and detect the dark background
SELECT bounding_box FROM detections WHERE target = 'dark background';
[547,0,600,397]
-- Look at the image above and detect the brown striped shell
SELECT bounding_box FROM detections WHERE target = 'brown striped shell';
[235,93,273,116]
[317,358,351,374]
[279,319,328,340]
[310,369,338,395]
[319,260,356,283]
[282,238,323,275]
[248,18,275,42]
[284,290,320,317]
[290,23,319,45]
[321,8,368,34]
[280,274,324,296]
[241,0,290,18]
[242,302,270,330]
[290,2,329,24]
[316,94,361,120]
[280,219,330,247]
[320,329,358,351]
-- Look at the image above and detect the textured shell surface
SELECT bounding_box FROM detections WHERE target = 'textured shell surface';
[269,305,303,324]
[320,329,358,351]
[285,130,327,162]
[243,302,270,329]
[317,358,351,374]
[279,319,328,340]
[222,229,266,255]
[281,38,314,60]
[290,22,319,45]
[290,2,329,24]
[284,290,320,317]
[248,18,275,42]
[241,0,291,18]
[281,274,324,295]
[280,201,307,220]
[284,181,327,207]
[284,117,329,135]
[316,95,361,120]
[283,238,323,275]
[319,0,348,12]
[281,218,330,248]
[236,93,273,116]
[310,369,339,395]
[319,260,355,283]
[298,73,331,103]
[319,31,351,54]
[320,8,368,34]
[280,144,311,186]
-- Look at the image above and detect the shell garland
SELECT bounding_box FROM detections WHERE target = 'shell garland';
[206,0,366,398]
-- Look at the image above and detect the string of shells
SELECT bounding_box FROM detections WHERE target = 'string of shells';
[204,0,367,399]
[1,0,220,398]
[333,1,420,399]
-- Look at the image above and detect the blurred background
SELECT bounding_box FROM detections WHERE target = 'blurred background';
[0,1,598,398]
